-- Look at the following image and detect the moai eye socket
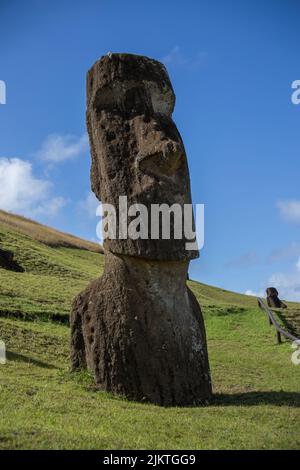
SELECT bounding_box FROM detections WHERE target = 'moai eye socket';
[123,86,152,116]
[92,82,152,117]
[92,78,175,119]
[93,86,116,115]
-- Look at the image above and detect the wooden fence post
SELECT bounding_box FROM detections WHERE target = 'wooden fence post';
[277,331,282,344]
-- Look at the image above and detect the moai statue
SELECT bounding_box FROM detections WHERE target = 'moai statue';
[266,287,287,309]
[70,53,212,406]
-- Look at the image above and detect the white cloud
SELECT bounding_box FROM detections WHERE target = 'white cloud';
[225,251,258,268]
[277,199,300,224]
[245,255,300,302]
[0,157,66,218]
[245,290,257,297]
[77,192,103,244]
[32,196,67,218]
[267,242,300,263]
[77,192,100,219]
[267,256,300,302]
[36,133,88,163]
[268,272,300,302]
[162,46,187,67]
[161,46,206,69]
[245,289,264,297]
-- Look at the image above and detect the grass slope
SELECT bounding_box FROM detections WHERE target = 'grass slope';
[0,210,103,253]
[0,213,299,449]
[0,216,104,322]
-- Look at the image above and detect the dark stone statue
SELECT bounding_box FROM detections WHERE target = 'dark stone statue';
[266,287,287,309]
[0,248,23,272]
[70,53,212,406]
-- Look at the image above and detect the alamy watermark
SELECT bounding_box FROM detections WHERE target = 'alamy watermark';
[0,340,6,365]
[291,80,300,105]
[95,197,204,251]
[291,340,300,366]
[0,80,6,105]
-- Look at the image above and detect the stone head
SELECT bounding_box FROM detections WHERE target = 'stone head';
[87,53,198,261]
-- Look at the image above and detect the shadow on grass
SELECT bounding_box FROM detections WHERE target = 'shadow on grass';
[6,350,57,369]
[0,310,69,325]
[213,391,300,407]
[277,310,300,338]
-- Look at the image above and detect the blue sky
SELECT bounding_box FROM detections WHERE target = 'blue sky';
[0,0,300,299]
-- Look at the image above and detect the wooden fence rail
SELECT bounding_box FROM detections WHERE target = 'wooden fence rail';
[257,297,300,344]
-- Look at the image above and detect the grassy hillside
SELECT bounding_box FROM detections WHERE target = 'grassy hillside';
[0,211,299,450]
[0,214,104,322]
[0,210,103,253]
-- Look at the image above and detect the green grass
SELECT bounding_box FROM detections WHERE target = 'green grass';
[0,221,104,322]
[0,213,299,449]
[0,209,103,252]
[278,308,300,338]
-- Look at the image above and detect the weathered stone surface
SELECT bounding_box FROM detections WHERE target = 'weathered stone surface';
[87,53,197,261]
[71,53,212,406]
[266,287,287,309]
[71,252,211,405]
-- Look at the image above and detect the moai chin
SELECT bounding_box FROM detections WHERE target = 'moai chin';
[70,53,212,406]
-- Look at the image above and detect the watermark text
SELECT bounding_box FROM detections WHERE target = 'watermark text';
[0,340,6,365]
[0,80,6,105]
[291,80,300,105]
[291,340,300,365]
[95,197,204,251]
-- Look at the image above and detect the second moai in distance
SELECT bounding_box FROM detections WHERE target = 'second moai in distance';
[70,53,212,406]
[266,287,287,309]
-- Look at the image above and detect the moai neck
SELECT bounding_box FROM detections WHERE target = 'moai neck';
[105,251,189,300]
